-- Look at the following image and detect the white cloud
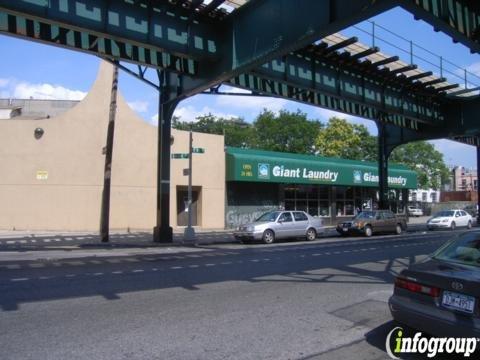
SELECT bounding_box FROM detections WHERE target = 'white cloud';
[0,78,9,88]
[219,85,252,94]
[150,114,159,126]
[464,62,480,75]
[315,108,353,121]
[149,105,238,127]
[174,105,237,122]
[215,94,288,114]
[12,82,86,100]
[127,100,149,113]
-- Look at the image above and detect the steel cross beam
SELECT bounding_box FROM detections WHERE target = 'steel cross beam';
[399,0,480,54]
[227,51,448,127]
[0,0,398,98]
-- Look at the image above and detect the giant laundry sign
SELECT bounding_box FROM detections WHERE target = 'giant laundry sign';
[226,147,417,189]
[271,165,339,182]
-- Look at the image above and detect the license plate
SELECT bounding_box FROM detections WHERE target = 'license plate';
[342,227,348,232]
[442,291,475,314]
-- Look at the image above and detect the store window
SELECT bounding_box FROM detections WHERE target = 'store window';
[422,192,427,201]
[336,186,355,216]
[284,184,330,217]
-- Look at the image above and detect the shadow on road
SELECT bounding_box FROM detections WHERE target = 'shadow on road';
[0,232,453,312]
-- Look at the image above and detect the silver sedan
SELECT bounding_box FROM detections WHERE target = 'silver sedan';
[234,210,324,244]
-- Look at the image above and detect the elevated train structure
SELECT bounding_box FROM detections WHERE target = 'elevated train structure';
[1,0,479,241]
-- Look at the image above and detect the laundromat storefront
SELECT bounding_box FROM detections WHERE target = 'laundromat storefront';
[225,147,417,227]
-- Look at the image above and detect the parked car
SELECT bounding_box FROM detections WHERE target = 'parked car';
[427,209,472,230]
[407,206,423,217]
[464,204,478,218]
[389,231,480,337]
[234,210,323,244]
[336,210,407,237]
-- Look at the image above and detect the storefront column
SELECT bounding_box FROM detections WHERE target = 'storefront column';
[477,145,480,225]
[377,122,389,210]
[331,186,337,225]
[153,71,180,243]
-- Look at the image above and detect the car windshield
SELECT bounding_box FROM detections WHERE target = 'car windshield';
[353,211,375,219]
[433,232,480,268]
[434,210,455,217]
[255,211,281,222]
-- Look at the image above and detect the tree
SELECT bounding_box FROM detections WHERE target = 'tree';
[172,114,255,148]
[315,117,376,160]
[390,141,449,190]
[252,109,322,154]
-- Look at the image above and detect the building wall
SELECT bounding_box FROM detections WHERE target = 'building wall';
[0,61,225,231]
[408,189,440,203]
[453,166,478,191]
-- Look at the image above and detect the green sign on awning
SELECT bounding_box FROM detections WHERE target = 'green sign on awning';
[226,147,417,189]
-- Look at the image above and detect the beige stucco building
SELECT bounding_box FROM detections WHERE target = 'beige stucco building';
[0,61,225,231]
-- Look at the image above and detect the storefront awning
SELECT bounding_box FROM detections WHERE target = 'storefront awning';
[226,147,417,189]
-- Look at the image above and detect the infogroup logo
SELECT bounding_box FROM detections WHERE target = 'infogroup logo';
[386,327,479,359]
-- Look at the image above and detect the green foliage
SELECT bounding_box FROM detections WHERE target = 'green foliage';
[315,117,377,161]
[173,110,450,190]
[173,109,322,154]
[172,114,255,148]
[252,110,322,154]
[390,141,450,190]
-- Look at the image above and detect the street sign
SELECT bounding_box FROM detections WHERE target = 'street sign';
[192,147,205,154]
[183,168,190,176]
[171,153,189,159]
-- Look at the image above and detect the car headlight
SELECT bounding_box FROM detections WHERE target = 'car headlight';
[247,226,254,232]
[442,219,449,223]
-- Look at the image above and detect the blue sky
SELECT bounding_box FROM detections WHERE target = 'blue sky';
[0,6,478,168]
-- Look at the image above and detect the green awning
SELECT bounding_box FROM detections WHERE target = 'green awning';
[226,147,417,189]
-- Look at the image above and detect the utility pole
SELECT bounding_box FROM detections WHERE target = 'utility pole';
[184,130,196,243]
[100,64,119,243]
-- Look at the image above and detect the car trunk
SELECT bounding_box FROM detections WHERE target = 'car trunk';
[399,259,480,317]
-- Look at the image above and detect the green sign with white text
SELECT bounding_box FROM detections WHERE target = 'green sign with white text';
[226,147,417,189]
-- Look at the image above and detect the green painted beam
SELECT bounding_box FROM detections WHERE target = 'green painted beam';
[400,0,480,53]
[0,0,220,62]
[0,11,197,76]
[187,0,398,95]
[253,52,446,125]
[228,72,422,130]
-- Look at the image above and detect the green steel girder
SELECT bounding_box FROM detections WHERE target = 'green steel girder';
[228,72,424,131]
[251,53,447,125]
[0,0,398,97]
[187,0,398,95]
[0,11,197,76]
[400,0,480,53]
[0,0,220,62]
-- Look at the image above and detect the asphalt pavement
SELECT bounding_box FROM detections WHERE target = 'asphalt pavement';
[1,225,476,360]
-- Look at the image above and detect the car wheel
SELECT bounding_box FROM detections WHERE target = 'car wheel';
[262,229,275,244]
[467,220,472,229]
[306,228,317,241]
[450,221,456,231]
[395,224,402,235]
[364,226,373,237]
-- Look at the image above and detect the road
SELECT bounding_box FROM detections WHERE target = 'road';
[0,229,474,360]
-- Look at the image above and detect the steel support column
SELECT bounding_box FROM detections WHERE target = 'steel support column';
[377,122,389,210]
[153,72,179,243]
